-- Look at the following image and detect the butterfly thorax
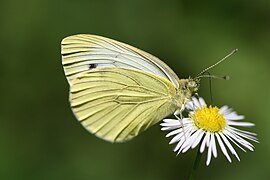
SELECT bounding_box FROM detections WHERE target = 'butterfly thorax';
[173,78,199,108]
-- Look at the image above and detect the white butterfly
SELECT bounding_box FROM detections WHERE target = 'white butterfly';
[61,34,235,142]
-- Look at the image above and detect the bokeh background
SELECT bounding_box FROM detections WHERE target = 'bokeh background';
[1,0,270,179]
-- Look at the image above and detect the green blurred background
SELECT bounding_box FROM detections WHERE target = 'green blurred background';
[1,0,270,179]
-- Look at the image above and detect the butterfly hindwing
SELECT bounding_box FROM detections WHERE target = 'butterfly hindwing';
[70,68,177,142]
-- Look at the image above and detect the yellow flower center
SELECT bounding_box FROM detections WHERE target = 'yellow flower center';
[192,106,226,132]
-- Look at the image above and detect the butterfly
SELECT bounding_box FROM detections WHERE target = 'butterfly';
[61,34,236,142]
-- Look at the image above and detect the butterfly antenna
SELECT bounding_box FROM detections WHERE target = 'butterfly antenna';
[196,49,238,77]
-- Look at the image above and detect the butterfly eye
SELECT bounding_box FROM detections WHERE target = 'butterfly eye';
[182,82,188,90]
[188,81,196,88]
[185,80,199,93]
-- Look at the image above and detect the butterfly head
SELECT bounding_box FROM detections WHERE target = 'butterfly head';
[174,78,199,108]
[178,78,200,96]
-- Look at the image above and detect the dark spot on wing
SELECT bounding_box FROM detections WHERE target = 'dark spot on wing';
[89,64,97,70]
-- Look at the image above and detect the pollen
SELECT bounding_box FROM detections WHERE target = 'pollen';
[192,106,226,132]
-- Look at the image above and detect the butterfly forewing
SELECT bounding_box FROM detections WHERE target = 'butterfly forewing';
[61,34,180,88]
[70,68,177,142]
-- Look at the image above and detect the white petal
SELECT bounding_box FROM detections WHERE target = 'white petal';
[200,132,210,153]
[161,127,171,131]
[230,126,257,136]
[160,118,192,131]
[170,132,183,144]
[192,97,201,109]
[219,106,232,115]
[166,129,182,137]
[219,133,240,161]
[161,126,179,131]
[224,129,254,151]
[216,133,232,163]
[178,127,194,152]
[224,113,244,120]
[227,121,254,127]
[219,105,228,114]
[224,108,234,115]
[210,133,217,158]
[173,139,184,152]
[199,97,206,106]
[174,138,185,152]
[226,128,255,147]
[223,130,247,152]
[185,101,194,110]
[161,119,186,131]
[181,142,193,153]
[230,127,258,142]
[181,128,201,153]
[162,119,181,125]
[206,132,210,147]
[206,136,213,166]
[169,124,194,145]
[161,126,180,131]
[191,130,205,149]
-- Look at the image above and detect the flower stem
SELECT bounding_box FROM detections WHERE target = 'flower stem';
[189,148,202,180]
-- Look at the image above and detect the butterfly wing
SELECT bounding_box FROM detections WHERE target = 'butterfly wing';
[61,34,180,88]
[70,68,177,142]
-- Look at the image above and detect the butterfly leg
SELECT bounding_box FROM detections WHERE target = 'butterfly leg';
[174,105,186,139]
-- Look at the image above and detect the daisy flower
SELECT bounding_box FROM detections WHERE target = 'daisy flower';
[160,97,258,166]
